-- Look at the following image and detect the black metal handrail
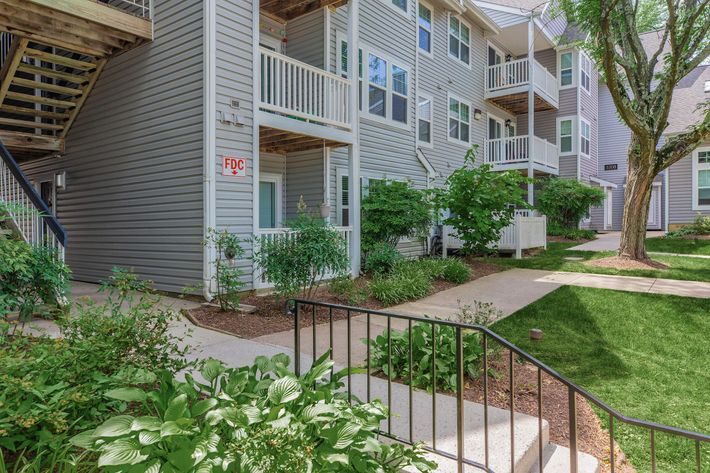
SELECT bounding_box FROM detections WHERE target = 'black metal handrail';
[0,140,67,246]
[291,299,709,473]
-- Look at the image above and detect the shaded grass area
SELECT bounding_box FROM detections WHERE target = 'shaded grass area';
[486,242,710,282]
[645,237,710,256]
[492,286,710,473]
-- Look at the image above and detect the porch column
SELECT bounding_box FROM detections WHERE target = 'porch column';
[348,0,361,276]
[527,14,535,205]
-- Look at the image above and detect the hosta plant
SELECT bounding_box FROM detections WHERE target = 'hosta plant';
[72,354,436,473]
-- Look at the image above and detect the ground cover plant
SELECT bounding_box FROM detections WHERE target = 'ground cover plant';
[486,241,710,282]
[492,286,710,472]
[71,354,437,473]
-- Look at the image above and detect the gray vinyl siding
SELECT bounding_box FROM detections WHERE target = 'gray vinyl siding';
[21,0,204,293]
[578,56,598,183]
[286,9,325,68]
[668,141,710,225]
[215,0,256,285]
[285,150,325,219]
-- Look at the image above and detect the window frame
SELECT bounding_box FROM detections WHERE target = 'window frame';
[447,93,472,145]
[557,50,576,89]
[336,31,363,111]
[258,172,283,229]
[556,115,577,156]
[579,117,591,158]
[447,13,471,68]
[383,0,409,17]
[417,92,434,148]
[418,1,434,57]
[579,52,592,95]
[692,146,710,210]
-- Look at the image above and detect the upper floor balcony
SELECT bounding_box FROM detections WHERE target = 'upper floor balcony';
[483,134,559,175]
[484,58,559,114]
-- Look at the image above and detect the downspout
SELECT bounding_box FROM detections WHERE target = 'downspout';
[526,13,535,205]
[202,0,217,301]
[347,0,361,276]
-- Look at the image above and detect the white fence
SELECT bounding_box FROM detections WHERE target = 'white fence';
[484,135,559,171]
[485,57,558,105]
[253,226,353,290]
[442,210,547,259]
[259,48,352,130]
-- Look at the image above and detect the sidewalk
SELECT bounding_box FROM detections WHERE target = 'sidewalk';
[569,231,665,252]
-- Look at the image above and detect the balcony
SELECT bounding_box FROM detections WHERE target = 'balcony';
[485,58,558,114]
[483,135,559,174]
[258,47,353,154]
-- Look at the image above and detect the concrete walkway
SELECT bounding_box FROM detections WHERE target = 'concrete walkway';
[569,231,665,251]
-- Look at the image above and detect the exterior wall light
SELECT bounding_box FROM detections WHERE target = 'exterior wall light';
[473,109,482,121]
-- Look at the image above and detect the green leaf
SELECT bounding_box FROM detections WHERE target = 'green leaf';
[138,430,161,446]
[192,398,218,417]
[323,422,360,449]
[131,416,162,432]
[192,432,220,464]
[98,438,148,467]
[105,387,147,402]
[200,359,224,383]
[160,420,195,438]
[164,394,188,421]
[94,415,135,438]
[267,376,302,405]
[301,402,338,422]
[69,429,97,449]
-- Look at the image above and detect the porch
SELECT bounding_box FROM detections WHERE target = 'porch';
[484,57,559,113]
[483,134,559,174]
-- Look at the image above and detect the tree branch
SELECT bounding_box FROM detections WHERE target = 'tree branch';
[656,106,710,170]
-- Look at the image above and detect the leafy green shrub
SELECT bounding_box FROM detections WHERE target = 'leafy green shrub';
[547,226,597,241]
[72,354,436,473]
[665,214,710,238]
[368,323,484,391]
[254,213,350,299]
[432,146,530,254]
[0,238,69,325]
[369,266,432,306]
[328,276,368,305]
[442,260,470,284]
[204,228,246,311]
[361,180,432,251]
[363,242,403,274]
[454,300,502,326]
[536,178,605,232]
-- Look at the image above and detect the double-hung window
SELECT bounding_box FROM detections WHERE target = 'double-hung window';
[580,53,591,93]
[418,3,433,55]
[368,53,388,117]
[559,51,574,87]
[693,148,710,209]
[390,0,407,13]
[417,93,433,146]
[557,116,575,155]
[337,34,363,110]
[448,15,470,66]
[448,95,470,144]
[580,118,590,157]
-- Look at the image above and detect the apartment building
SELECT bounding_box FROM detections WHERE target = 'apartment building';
[5,0,701,296]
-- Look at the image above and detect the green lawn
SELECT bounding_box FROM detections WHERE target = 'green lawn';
[492,286,710,473]
[486,242,710,282]
[646,236,710,256]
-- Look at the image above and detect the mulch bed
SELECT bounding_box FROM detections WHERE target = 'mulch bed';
[585,256,669,270]
[186,260,503,339]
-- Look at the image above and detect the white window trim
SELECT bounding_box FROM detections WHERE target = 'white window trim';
[362,47,411,130]
[557,49,576,90]
[418,1,434,58]
[337,168,409,226]
[692,146,710,211]
[417,92,434,148]
[556,115,577,156]
[486,112,505,139]
[579,51,592,95]
[447,13,472,68]
[259,172,283,228]
[486,41,505,66]
[382,0,410,18]
[447,93,472,145]
[579,117,591,158]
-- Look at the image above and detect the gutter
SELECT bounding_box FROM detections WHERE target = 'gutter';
[202,0,217,301]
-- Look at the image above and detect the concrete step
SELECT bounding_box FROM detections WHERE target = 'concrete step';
[527,444,601,473]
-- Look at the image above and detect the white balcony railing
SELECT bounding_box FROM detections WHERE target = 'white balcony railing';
[485,58,558,105]
[483,135,559,171]
[253,226,353,289]
[259,47,352,130]
[104,0,152,19]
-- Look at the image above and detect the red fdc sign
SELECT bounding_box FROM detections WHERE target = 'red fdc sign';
[222,156,246,177]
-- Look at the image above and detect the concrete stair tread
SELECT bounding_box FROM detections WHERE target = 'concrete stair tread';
[527,444,600,473]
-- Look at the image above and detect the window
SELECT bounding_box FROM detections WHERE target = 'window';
[337,170,398,226]
[559,51,574,87]
[693,148,710,209]
[448,95,470,144]
[580,118,590,157]
[418,3,433,55]
[337,34,363,110]
[557,116,575,155]
[448,15,470,66]
[392,65,408,123]
[259,173,282,229]
[580,53,591,93]
[390,0,407,13]
[368,53,387,117]
[417,94,433,146]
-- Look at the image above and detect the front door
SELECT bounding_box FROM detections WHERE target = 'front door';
[647,186,661,229]
[604,188,613,230]
[488,116,504,162]
[259,173,282,229]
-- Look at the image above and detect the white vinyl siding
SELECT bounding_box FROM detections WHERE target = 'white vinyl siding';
[448,95,470,144]
[693,147,710,210]
[418,2,433,56]
[417,93,433,147]
[448,15,470,66]
[580,118,591,157]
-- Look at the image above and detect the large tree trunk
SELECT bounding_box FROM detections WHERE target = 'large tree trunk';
[618,153,656,260]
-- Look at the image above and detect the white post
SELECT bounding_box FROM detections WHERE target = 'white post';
[515,214,522,259]
[347,0,361,277]
[527,14,535,206]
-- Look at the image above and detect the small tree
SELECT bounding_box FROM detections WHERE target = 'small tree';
[432,146,530,254]
[536,178,606,232]
[361,179,432,251]
[253,213,350,300]
[204,228,246,312]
